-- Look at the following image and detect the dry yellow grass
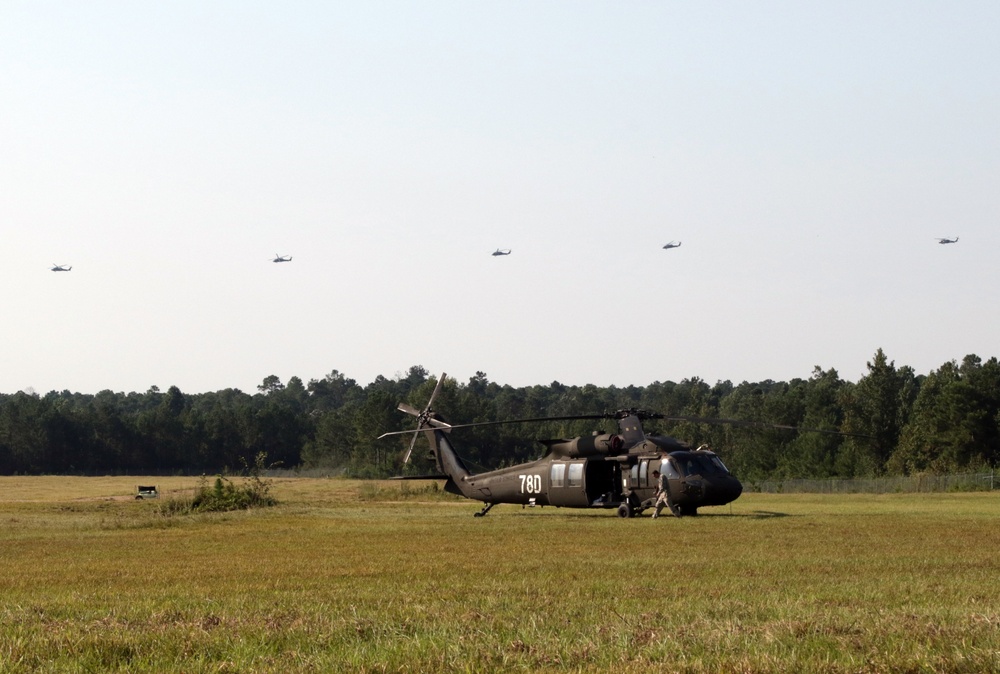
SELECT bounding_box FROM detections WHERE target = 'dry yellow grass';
[1,477,999,673]
[0,474,424,504]
[0,475,202,502]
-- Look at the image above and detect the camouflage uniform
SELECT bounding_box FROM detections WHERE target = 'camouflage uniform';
[652,471,672,518]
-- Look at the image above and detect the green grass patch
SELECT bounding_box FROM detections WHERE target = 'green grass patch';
[1,480,999,672]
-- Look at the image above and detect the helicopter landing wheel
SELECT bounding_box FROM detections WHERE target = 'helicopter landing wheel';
[617,503,633,518]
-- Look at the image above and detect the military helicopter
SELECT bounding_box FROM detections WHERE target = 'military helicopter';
[381,373,859,519]
[491,248,512,256]
[50,263,72,272]
[662,241,682,250]
[272,254,292,262]
[935,237,959,244]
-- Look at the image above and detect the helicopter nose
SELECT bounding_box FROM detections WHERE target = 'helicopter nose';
[715,476,743,502]
[703,475,743,505]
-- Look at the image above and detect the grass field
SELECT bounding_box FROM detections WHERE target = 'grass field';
[1,476,999,673]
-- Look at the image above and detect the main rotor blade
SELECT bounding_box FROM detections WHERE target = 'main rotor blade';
[660,415,873,438]
[418,414,612,433]
[377,413,602,439]
[377,416,453,440]
[382,412,872,439]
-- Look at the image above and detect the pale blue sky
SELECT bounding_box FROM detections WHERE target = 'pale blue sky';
[3,1,998,394]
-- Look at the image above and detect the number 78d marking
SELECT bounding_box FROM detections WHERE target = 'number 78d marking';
[519,474,541,494]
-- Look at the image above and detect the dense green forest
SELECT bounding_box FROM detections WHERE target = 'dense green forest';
[2,349,999,480]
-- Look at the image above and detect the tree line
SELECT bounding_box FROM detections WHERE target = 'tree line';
[2,349,998,481]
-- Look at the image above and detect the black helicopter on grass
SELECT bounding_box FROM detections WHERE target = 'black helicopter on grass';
[379,373,862,519]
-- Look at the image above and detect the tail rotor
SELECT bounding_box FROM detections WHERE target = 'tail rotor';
[395,372,452,464]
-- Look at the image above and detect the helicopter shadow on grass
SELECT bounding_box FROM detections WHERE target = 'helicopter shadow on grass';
[494,508,792,520]
[732,510,791,520]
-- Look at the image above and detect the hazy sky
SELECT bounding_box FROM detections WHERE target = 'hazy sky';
[3,1,998,395]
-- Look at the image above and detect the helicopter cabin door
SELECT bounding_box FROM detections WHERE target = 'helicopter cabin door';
[584,459,622,507]
[625,459,664,496]
[548,460,621,508]
[547,461,589,507]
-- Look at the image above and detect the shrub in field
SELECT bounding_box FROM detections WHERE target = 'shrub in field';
[191,474,276,512]
[160,453,278,514]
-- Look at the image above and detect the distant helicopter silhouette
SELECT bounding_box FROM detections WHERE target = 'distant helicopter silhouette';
[936,237,958,244]
[272,254,292,262]
[492,249,511,256]
[50,264,72,272]
[662,241,681,250]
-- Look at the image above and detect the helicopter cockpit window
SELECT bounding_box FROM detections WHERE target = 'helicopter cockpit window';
[678,454,725,477]
[550,463,566,488]
[696,454,726,475]
[678,460,692,477]
[710,456,730,474]
[660,459,680,480]
[567,462,584,488]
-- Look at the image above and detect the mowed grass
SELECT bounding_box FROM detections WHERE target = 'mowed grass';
[1,477,999,673]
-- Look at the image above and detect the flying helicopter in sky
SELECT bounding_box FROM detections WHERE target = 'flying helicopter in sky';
[662,241,682,250]
[272,254,292,262]
[50,263,72,272]
[378,373,868,519]
[936,237,959,244]
[491,248,512,256]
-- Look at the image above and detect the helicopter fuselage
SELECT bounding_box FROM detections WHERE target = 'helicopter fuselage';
[421,417,742,518]
[382,375,867,519]
[448,446,741,516]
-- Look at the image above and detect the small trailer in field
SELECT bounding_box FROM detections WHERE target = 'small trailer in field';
[135,485,159,500]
